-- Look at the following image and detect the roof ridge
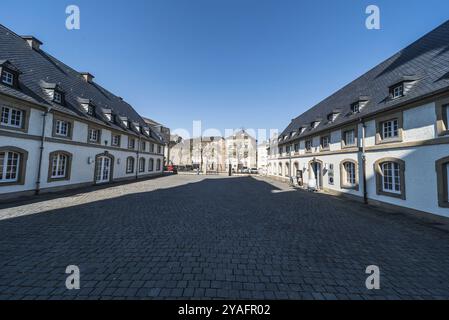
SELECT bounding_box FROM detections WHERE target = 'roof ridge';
[289,19,449,126]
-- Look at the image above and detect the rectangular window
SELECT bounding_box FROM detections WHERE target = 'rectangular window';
[156,159,161,171]
[278,147,283,154]
[444,163,449,204]
[126,158,134,173]
[149,159,154,172]
[88,129,99,142]
[87,105,95,116]
[0,151,20,183]
[382,119,399,139]
[128,138,135,149]
[444,104,449,129]
[150,143,155,153]
[321,136,330,150]
[351,103,360,113]
[0,106,23,128]
[53,91,62,104]
[305,140,312,152]
[141,141,146,152]
[286,145,291,153]
[55,120,68,137]
[157,145,162,154]
[1,70,14,85]
[51,154,68,178]
[344,162,356,186]
[112,135,120,147]
[382,162,401,194]
[344,130,355,146]
[139,158,145,173]
[392,84,404,99]
[294,143,299,152]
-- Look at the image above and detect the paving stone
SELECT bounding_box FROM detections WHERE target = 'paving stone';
[0,175,449,300]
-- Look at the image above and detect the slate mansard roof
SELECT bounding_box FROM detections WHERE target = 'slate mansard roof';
[0,24,163,143]
[279,20,449,144]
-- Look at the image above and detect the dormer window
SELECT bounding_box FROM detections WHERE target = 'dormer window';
[391,84,404,99]
[1,70,14,86]
[351,102,360,113]
[0,60,21,89]
[299,127,306,134]
[87,105,95,116]
[311,121,320,129]
[53,91,63,104]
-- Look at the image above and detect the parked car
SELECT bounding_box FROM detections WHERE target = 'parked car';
[250,168,258,174]
[241,167,250,174]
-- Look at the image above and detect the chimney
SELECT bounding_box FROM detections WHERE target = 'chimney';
[22,36,43,50]
[80,72,95,83]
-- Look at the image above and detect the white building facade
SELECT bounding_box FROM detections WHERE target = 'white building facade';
[268,21,449,218]
[0,27,165,200]
[225,130,257,171]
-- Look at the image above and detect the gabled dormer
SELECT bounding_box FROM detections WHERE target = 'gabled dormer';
[327,108,341,123]
[132,121,141,133]
[298,127,306,135]
[119,116,129,129]
[388,75,419,100]
[78,98,96,116]
[40,81,65,105]
[0,60,21,89]
[350,96,370,114]
[142,126,151,137]
[101,108,114,122]
[310,118,322,129]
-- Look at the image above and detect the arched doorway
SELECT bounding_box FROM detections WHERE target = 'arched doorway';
[308,159,323,190]
[94,152,114,184]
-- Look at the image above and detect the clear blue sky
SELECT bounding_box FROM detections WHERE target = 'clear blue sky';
[1,0,449,137]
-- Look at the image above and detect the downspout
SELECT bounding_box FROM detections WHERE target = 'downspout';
[136,136,140,180]
[36,107,51,195]
[360,118,368,204]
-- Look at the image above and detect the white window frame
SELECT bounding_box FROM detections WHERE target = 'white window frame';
[55,120,68,137]
[344,130,355,146]
[51,153,68,179]
[88,129,99,142]
[305,140,312,152]
[53,91,62,104]
[126,157,134,173]
[351,103,360,113]
[112,135,120,146]
[0,151,20,183]
[382,119,399,139]
[1,70,14,85]
[392,84,404,99]
[321,136,330,149]
[1,106,23,128]
[344,162,356,186]
[381,162,401,194]
[139,158,145,173]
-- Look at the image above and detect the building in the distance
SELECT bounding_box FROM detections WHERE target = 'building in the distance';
[225,129,257,171]
[0,25,165,200]
[268,20,449,218]
[169,136,227,172]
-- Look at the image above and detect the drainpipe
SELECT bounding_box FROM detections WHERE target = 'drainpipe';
[35,107,51,195]
[360,118,368,204]
[136,136,140,180]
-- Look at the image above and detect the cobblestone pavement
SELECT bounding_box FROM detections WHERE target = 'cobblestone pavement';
[1,175,449,300]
